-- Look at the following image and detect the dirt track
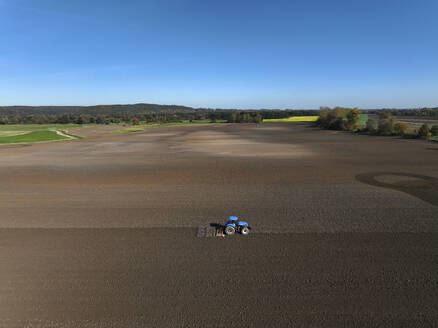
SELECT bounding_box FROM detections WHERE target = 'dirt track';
[0,123,437,327]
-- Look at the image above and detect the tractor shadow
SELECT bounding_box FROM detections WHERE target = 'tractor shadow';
[356,172,438,207]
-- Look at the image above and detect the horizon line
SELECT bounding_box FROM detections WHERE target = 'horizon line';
[0,103,436,111]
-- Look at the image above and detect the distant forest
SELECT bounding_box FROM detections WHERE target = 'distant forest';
[0,103,436,125]
[0,103,318,124]
[367,107,438,117]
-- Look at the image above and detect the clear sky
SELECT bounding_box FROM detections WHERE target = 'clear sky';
[0,0,437,108]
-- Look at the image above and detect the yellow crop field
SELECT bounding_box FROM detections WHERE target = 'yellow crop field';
[263,116,319,122]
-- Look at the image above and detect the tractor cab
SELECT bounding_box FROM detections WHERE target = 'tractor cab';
[224,216,251,235]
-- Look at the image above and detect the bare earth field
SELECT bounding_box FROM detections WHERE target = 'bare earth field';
[0,123,437,327]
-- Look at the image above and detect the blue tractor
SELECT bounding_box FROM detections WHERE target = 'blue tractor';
[224,216,251,235]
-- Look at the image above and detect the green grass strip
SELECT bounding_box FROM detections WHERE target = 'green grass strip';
[0,124,86,132]
[0,130,68,144]
[357,114,369,127]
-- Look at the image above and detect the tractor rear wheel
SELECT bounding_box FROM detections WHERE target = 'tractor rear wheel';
[241,227,250,235]
[224,226,235,235]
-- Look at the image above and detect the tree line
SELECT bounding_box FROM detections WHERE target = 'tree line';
[0,110,264,125]
[0,103,437,127]
[316,107,438,139]
[367,107,438,117]
[365,112,438,139]
[0,104,317,125]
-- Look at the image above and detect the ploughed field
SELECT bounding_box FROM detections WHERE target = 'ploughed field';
[0,123,437,327]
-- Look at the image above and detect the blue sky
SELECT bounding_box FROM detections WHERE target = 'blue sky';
[0,0,437,108]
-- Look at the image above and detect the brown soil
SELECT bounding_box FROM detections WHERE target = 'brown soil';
[0,123,437,327]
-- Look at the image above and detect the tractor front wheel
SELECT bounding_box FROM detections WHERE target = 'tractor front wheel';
[241,227,250,235]
[224,226,235,235]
